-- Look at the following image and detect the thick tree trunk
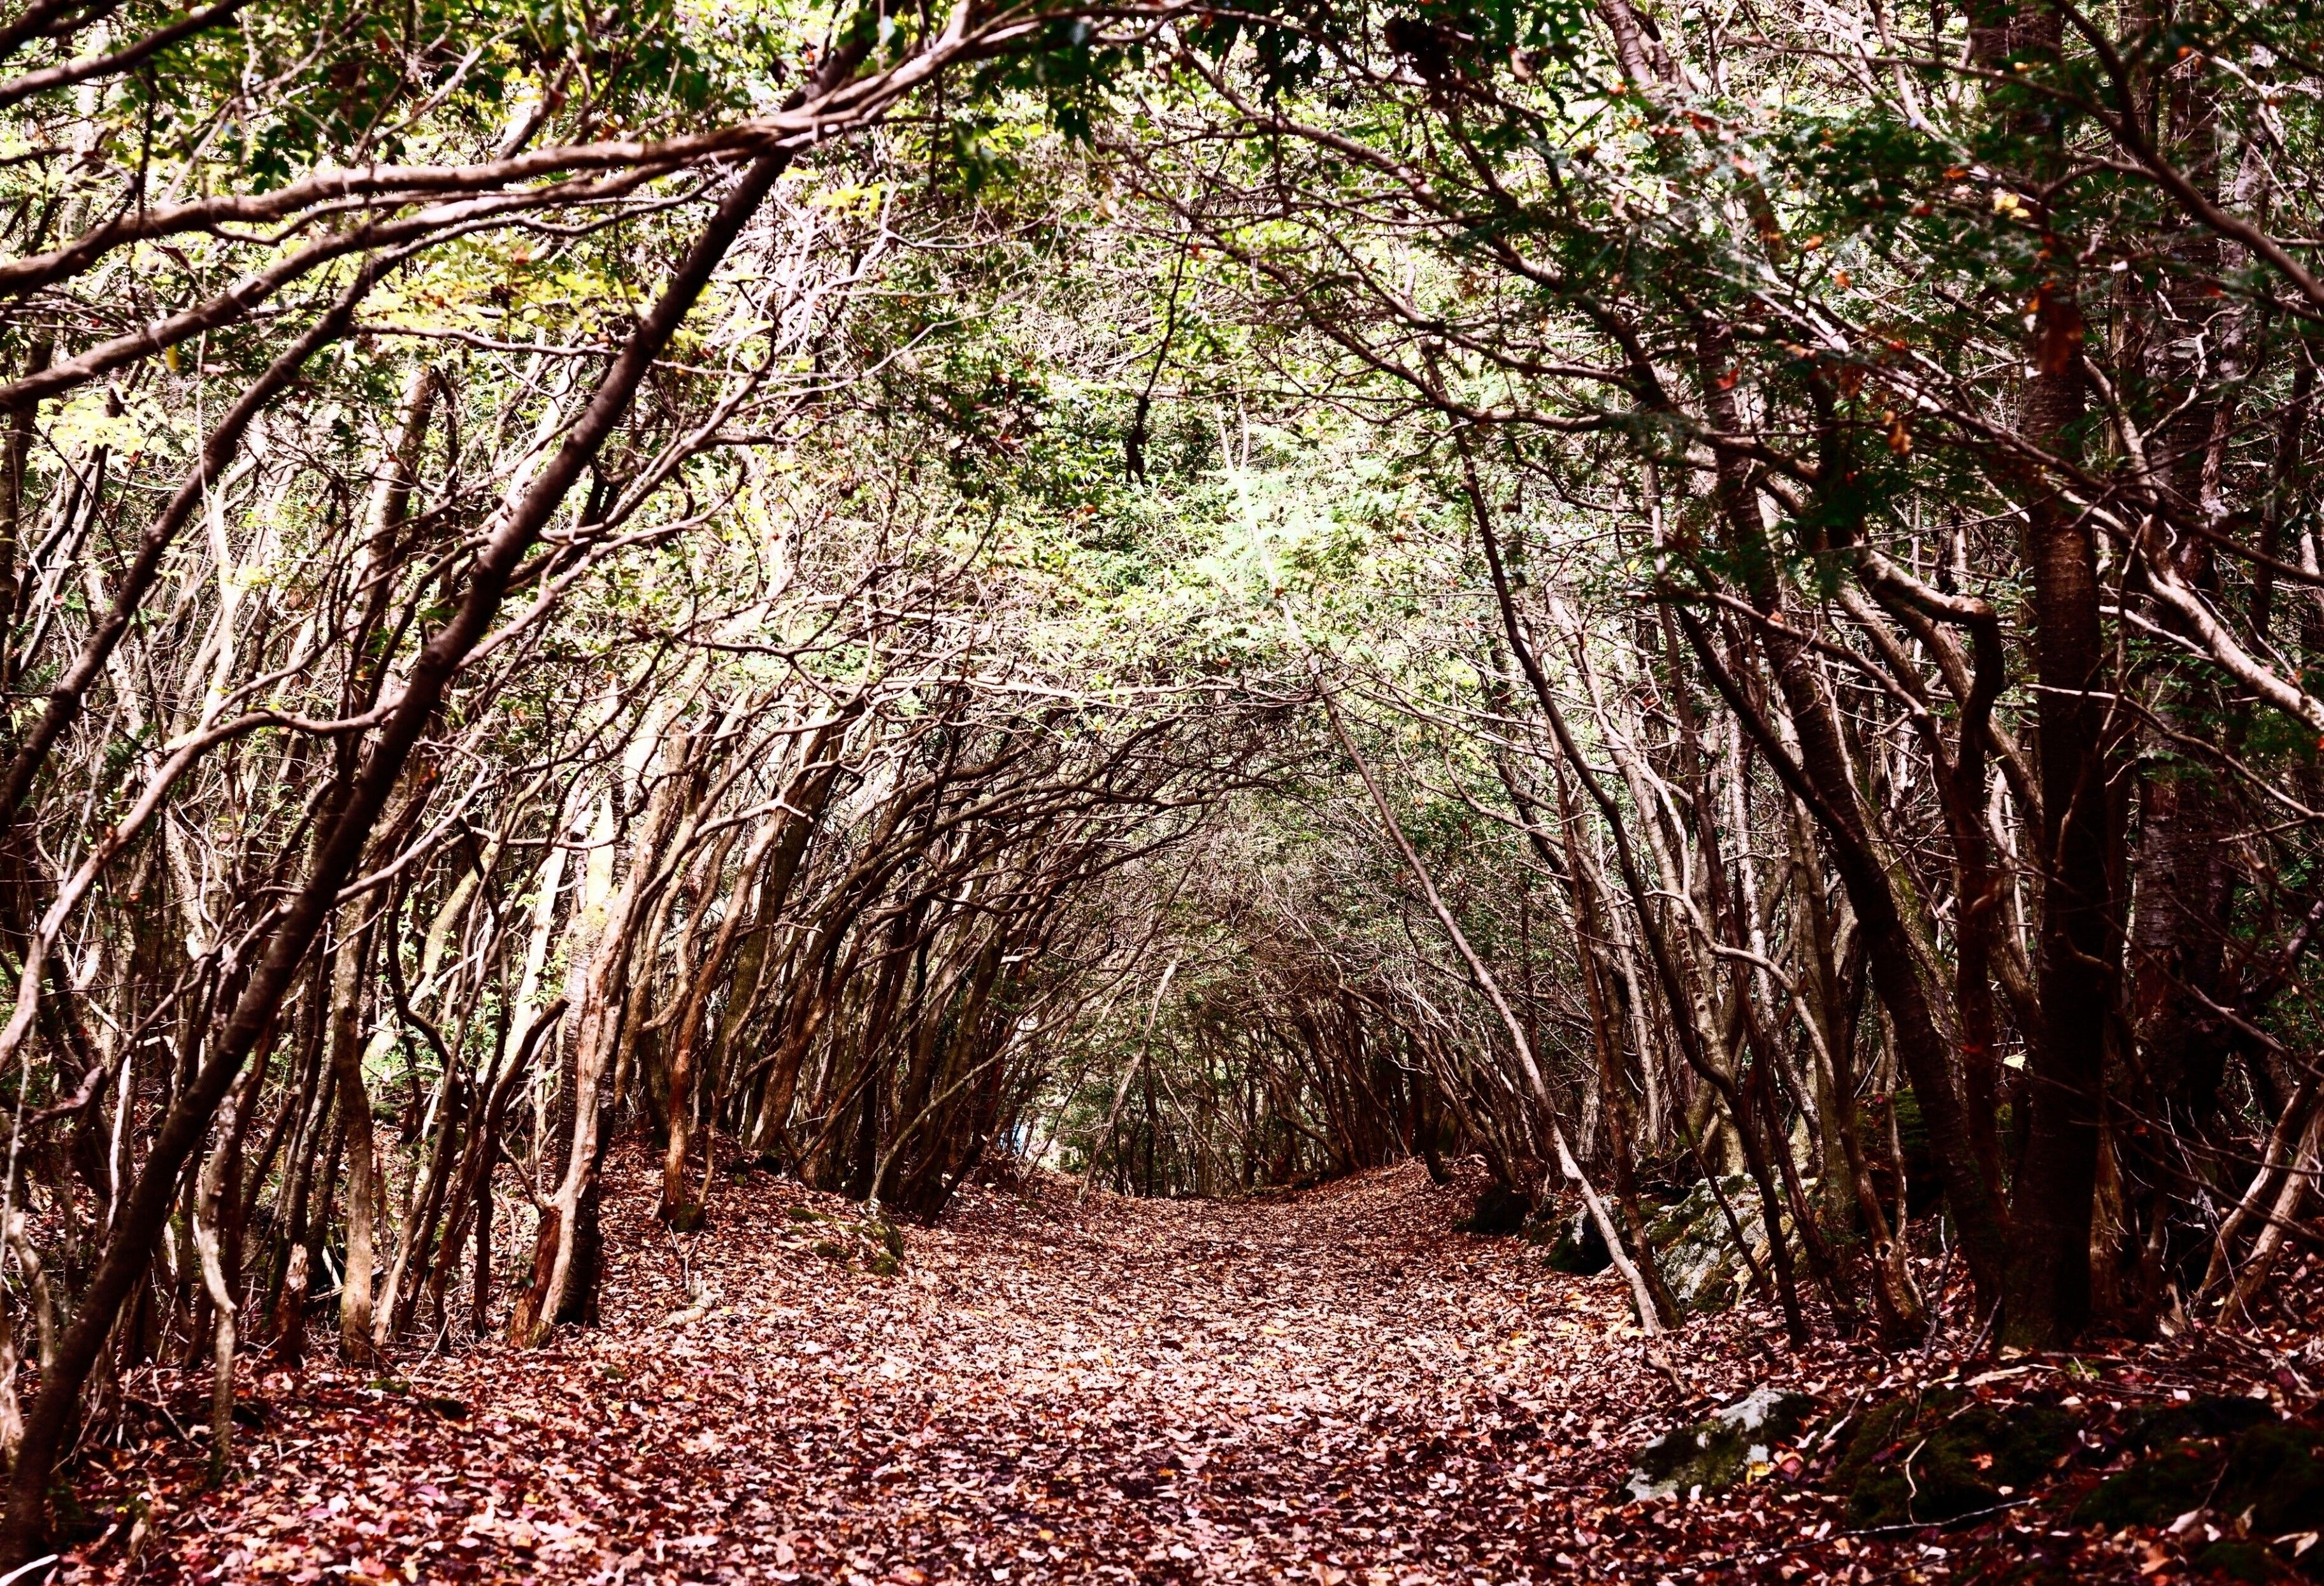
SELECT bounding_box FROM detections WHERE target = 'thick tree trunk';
[2004,283,2116,1351]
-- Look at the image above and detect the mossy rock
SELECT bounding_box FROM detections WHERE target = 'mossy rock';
[1640,1181,1736,1250]
[2075,1440,2218,1528]
[2193,1541,2287,1583]
[1454,1182,1530,1236]
[1622,1386,1820,1501]
[2125,1397,2277,1454]
[1543,1206,1612,1275]
[803,1212,907,1274]
[50,1479,104,1545]
[1837,1391,2078,1528]
[2225,1423,2324,1538]
[1640,1176,1792,1315]
[1890,1089,1937,1212]
[2076,1413,2324,1546]
[1973,1560,2085,1586]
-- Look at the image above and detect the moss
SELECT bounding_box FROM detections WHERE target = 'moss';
[1622,1387,1820,1501]
[1971,1560,2084,1586]
[1838,1392,2078,1529]
[1544,1207,1611,1275]
[1891,1088,1933,1183]
[2074,1415,2323,1543]
[50,1478,104,1545]
[1833,1396,1927,1492]
[2125,1397,2277,1452]
[805,1215,907,1274]
[1863,1092,1942,1219]
[2075,1441,2216,1528]
[2221,1422,2324,1537]
[1454,1182,1529,1236]
[1638,1176,1800,1316]
[2193,1541,2285,1583]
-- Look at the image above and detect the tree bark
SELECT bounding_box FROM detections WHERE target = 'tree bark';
[0,124,835,1564]
[327,922,379,1362]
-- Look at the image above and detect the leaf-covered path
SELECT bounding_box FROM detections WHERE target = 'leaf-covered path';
[72,1153,1730,1585]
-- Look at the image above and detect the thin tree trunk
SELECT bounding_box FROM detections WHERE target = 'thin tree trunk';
[194,1063,254,1485]
[327,922,378,1362]
[1321,683,1666,1334]
[0,122,841,1561]
[1080,958,1179,1203]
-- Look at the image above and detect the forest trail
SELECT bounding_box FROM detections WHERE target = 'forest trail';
[76,1155,1705,1585]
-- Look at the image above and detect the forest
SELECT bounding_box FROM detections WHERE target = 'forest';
[0,0,2320,1580]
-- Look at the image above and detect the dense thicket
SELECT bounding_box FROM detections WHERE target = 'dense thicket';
[1,0,2320,1562]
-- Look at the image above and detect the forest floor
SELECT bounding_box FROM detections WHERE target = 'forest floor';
[51,1148,2324,1585]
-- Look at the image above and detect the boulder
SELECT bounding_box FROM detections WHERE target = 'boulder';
[1835,1390,2079,1529]
[2121,1394,2277,1452]
[2191,1541,2285,1583]
[1861,1089,1944,1220]
[1641,1175,1797,1315]
[1542,1204,1612,1275]
[2077,1410,2324,1550]
[2074,1440,2218,1530]
[1454,1181,1530,1236]
[1621,1385,1820,1502]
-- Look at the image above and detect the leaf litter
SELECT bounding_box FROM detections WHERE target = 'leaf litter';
[52,1147,2324,1585]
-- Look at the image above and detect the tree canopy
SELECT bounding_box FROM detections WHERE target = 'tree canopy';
[1,0,2323,1563]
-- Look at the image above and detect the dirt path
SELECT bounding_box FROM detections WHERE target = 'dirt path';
[68,1150,1756,1584]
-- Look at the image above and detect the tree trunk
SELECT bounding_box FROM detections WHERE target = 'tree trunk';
[327,922,379,1363]
[0,122,836,1561]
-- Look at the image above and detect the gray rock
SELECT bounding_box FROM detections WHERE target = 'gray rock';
[1622,1386,1820,1503]
[1542,1204,1611,1274]
[1642,1175,1800,1315]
